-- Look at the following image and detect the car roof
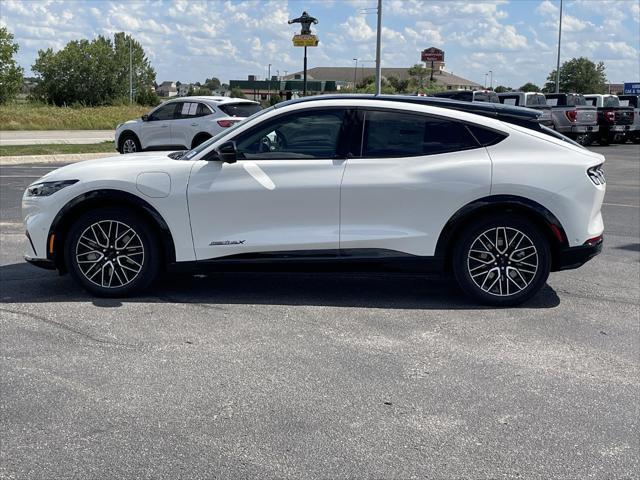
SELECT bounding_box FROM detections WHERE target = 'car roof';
[165,96,258,105]
[274,94,541,126]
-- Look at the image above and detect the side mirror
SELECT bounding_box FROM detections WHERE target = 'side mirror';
[142,114,149,122]
[216,141,238,164]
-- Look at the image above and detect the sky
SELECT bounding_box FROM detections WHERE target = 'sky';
[1,0,639,88]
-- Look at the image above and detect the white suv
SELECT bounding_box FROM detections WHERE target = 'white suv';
[115,96,261,153]
[23,95,605,305]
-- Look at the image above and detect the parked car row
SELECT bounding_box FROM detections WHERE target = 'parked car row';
[432,90,638,146]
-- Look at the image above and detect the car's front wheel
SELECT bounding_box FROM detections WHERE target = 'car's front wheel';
[65,208,160,297]
[118,133,141,154]
[452,215,551,306]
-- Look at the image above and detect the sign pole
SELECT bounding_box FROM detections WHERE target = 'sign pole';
[430,60,434,83]
[374,0,382,96]
[303,46,308,96]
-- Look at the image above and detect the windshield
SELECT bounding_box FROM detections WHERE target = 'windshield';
[525,94,547,106]
[603,96,620,107]
[218,102,262,117]
[182,106,275,160]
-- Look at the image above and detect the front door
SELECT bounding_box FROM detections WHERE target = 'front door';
[187,108,351,260]
[140,102,178,149]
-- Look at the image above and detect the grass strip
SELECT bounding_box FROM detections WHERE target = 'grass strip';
[0,141,117,157]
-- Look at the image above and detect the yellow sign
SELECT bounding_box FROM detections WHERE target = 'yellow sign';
[292,34,319,47]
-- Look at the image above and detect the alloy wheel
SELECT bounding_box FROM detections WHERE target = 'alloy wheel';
[75,220,145,289]
[467,226,539,297]
[122,138,137,153]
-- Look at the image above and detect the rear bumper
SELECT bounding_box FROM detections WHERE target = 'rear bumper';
[555,237,603,271]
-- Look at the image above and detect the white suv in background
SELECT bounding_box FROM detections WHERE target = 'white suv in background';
[115,96,261,153]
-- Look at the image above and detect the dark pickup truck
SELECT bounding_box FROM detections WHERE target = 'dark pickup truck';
[618,95,640,143]
[584,94,634,145]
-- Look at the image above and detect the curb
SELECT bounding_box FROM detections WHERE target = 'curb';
[0,152,117,166]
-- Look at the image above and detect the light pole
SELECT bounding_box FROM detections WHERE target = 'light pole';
[489,70,493,90]
[353,58,358,91]
[555,0,563,93]
[374,0,382,95]
[267,63,271,102]
[484,73,488,89]
[129,35,133,104]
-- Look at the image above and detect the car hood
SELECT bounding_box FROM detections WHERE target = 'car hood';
[33,152,183,184]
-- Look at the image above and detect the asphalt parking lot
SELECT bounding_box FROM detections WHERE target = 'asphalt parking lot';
[1,145,638,479]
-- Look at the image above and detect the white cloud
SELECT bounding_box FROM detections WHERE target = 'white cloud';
[340,16,376,41]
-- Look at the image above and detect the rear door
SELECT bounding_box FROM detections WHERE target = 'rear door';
[171,101,211,148]
[340,108,492,257]
[187,108,352,260]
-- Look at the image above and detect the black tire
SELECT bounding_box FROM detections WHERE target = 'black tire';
[118,132,141,154]
[598,134,610,146]
[65,208,160,297]
[191,133,211,149]
[452,214,551,306]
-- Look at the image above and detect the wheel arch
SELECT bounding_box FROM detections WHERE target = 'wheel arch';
[117,130,141,151]
[435,195,568,272]
[48,189,176,272]
[191,132,212,149]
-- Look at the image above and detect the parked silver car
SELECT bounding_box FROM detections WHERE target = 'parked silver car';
[545,93,598,145]
[618,95,640,143]
[497,92,553,127]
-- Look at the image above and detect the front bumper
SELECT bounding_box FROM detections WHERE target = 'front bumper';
[25,255,56,270]
[555,236,603,271]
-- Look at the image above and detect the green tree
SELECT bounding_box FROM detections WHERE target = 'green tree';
[519,82,541,92]
[205,77,221,90]
[230,88,246,99]
[32,33,155,106]
[387,76,409,93]
[408,64,429,90]
[269,94,282,106]
[542,57,607,94]
[494,85,511,93]
[0,27,24,104]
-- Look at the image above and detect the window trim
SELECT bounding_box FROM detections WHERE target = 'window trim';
[356,107,500,159]
[228,106,355,161]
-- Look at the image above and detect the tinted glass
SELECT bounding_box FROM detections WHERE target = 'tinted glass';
[568,95,586,106]
[235,110,345,159]
[151,103,178,120]
[363,111,479,157]
[526,94,547,106]
[197,103,212,116]
[218,103,262,117]
[603,96,620,107]
[465,124,508,146]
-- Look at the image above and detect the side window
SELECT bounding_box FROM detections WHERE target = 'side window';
[196,103,213,117]
[501,96,519,106]
[179,102,199,117]
[362,110,479,157]
[234,110,345,160]
[150,103,178,121]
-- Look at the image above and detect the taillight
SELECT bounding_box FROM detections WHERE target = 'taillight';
[217,119,240,128]
[587,164,605,186]
[565,110,578,122]
[604,111,615,123]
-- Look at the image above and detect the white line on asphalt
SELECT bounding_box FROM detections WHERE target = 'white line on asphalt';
[603,202,640,208]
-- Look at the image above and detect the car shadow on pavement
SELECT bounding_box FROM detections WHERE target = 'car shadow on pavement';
[0,262,561,310]
[615,243,640,252]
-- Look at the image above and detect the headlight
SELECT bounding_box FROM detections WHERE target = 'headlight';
[26,180,79,197]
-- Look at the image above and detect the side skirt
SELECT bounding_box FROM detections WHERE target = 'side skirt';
[167,249,445,274]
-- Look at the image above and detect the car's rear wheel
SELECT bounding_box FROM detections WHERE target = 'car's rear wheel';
[452,215,551,306]
[119,133,141,154]
[65,208,160,297]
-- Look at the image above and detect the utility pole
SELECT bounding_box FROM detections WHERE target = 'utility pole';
[374,0,382,95]
[129,35,133,104]
[489,70,493,90]
[353,58,358,91]
[555,0,563,93]
[484,73,488,89]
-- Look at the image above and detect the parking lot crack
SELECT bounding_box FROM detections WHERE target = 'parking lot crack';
[0,307,136,347]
